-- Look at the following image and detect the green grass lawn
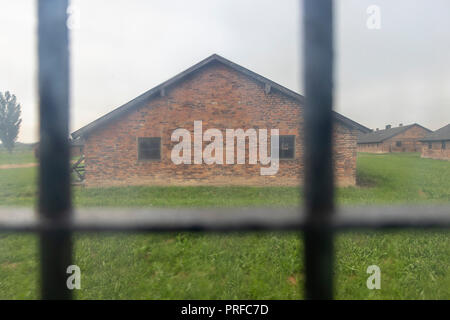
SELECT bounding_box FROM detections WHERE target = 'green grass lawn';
[0,144,36,165]
[0,151,449,299]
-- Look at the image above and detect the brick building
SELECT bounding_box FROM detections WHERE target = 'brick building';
[420,124,450,160]
[357,123,432,153]
[71,54,369,187]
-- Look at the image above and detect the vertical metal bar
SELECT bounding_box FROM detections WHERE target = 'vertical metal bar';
[302,0,334,299]
[38,0,72,300]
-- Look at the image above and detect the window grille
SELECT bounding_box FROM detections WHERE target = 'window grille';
[138,137,161,161]
[0,0,449,300]
[279,135,296,159]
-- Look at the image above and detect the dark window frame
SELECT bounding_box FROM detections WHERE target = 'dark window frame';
[428,142,432,149]
[138,137,161,161]
[396,141,402,147]
[442,141,446,150]
[279,135,296,159]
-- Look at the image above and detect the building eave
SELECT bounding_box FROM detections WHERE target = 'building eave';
[72,54,369,139]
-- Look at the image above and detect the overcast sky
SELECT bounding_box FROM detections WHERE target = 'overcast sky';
[1,0,449,142]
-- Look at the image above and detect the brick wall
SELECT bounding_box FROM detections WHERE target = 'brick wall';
[357,142,387,153]
[421,141,450,160]
[83,63,358,187]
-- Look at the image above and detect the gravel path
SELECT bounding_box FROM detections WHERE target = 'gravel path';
[0,163,38,169]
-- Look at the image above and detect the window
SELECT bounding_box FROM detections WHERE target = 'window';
[396,141,402,147]
[442,141,446,150]
[279,135,295,159]
[428,142,432,149]
[138,137,161,160]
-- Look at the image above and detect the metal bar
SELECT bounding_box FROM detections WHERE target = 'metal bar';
[38,0,72,300]
[303,0,334,299]
[1,206,449,232]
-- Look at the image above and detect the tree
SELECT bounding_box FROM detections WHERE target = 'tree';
[0,91,22,152]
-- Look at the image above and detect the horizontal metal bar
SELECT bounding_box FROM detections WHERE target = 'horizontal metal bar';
[0,206,449,232]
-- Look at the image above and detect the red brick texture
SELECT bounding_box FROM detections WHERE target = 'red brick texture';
[421,141,450,160]
[83,63,358,187]
[357,125,430,153]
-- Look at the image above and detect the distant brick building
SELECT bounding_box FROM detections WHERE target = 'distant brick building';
[357,123,432,153]
[71,54,369,187]
[420,124,450,160]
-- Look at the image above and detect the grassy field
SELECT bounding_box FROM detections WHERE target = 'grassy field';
[0,151,449,299]
[0,144,36,165]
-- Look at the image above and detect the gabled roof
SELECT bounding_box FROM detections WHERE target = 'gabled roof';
[420,124,450,142]
[72,54,370,139]
[357,123,432,144]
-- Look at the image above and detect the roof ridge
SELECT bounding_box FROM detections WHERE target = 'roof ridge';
[72,54,370,138]
[421,123,450,141]
[358,123,431,144]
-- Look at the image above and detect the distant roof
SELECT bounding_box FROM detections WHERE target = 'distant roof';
[421,124,450,142]
[72,54,370,139]
[358,123,432,144]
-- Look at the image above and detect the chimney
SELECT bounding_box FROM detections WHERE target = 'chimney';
[386,124,391,129]
[376,128,379,131]
[399,123,403,127]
